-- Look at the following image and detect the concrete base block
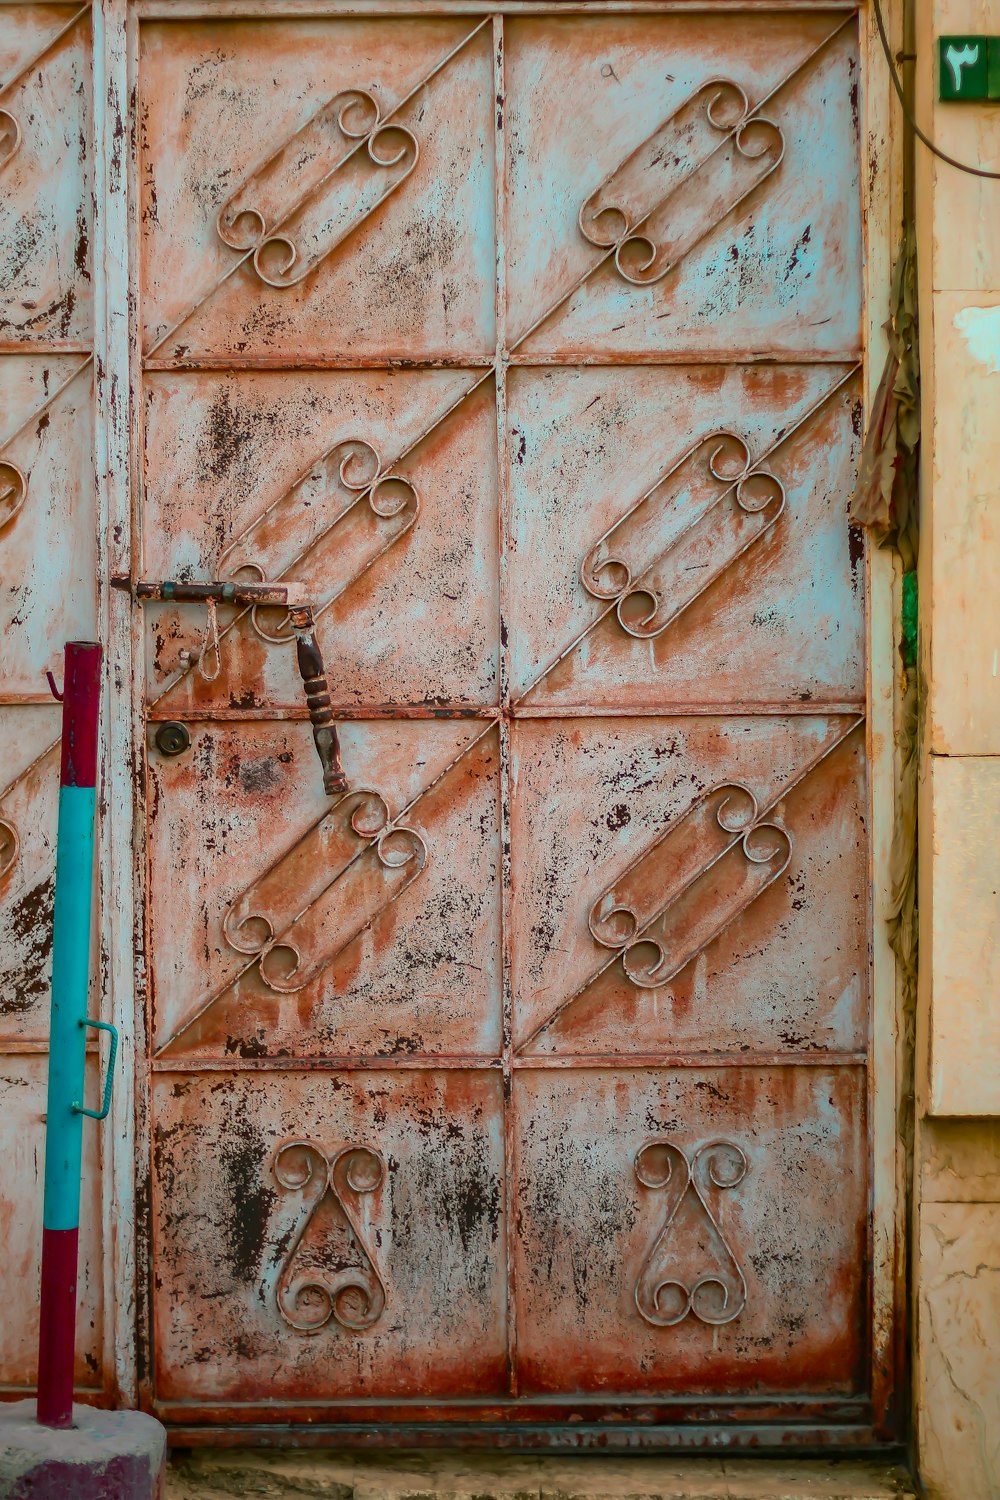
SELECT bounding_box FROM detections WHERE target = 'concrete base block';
[0,1399,166,1500]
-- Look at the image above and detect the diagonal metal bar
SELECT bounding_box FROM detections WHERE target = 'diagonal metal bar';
[515,713,864,1054]
[143,17,491,360]
[0,736,60,809]
[515,362,862,705]
[0,4,90,102]
[0,355,93,453]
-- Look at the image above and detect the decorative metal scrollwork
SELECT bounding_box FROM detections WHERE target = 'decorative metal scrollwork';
[0,816,19,885]
[579,79,783,286]
[0,358,91,542]
[161,724,498,1055]
[217,87,419,289]
[0,739,61,892]
[0,109,21,170]
[590,782,791,991]
[634,1138,747,1327]
[218,436,419,645]
[518,716,863,1053]
[580,432,784,640]
[223,788,428,995]
[0,461,27,533]
[273,1140,386,1334]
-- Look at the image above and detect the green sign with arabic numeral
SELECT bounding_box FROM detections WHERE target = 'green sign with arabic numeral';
[939,36,996,100]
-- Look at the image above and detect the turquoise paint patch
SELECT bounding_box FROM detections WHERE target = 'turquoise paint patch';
[42,784,97,1233]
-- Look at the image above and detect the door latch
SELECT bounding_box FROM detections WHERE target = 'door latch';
[112,576,348,797]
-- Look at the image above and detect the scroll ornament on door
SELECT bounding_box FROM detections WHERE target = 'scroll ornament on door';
[0,108,20,168]
[589,782,792,991]
[216,88,419,287]
[579,79,784,285]
[634,1139,748,1326]
[0,460,26,531]
[217,435,420,645]
[272,1140,387,1333]
[580,431,785,640]
[222,788,428,995]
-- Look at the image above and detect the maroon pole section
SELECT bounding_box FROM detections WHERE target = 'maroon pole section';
[37,642,102,1430]
[58,644,101,790]
[36,1232,81,1429]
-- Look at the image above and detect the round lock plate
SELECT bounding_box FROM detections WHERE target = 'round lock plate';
[155,721,191,757]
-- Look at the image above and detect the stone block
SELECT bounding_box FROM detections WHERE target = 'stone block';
[164,1451,915,1500]
[923,292,1000,756]
[922,755,1000,1114]
[917,1202,1000,1499]
[920,1119,1000,1200]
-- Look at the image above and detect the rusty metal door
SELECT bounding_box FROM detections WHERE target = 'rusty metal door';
[0,0,897,1446]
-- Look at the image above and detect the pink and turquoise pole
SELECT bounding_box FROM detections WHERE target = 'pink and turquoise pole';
[37,641,115,1430]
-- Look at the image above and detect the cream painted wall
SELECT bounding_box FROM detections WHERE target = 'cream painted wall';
[913,0,1000,1493]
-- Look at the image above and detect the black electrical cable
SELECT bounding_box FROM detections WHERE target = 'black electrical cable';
[872,0,1000,181]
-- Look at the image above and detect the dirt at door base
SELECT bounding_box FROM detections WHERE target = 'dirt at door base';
[165,1449,916,1500]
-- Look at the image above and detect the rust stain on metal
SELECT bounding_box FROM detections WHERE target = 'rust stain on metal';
[136,3,874,1430]
[0,0,890,1435]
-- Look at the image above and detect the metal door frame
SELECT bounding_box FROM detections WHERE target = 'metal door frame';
[86,0,907,1447]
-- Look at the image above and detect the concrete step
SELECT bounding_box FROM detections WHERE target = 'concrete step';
[166,1451,917,1500]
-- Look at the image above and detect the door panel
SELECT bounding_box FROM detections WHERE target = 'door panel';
[151,1068,507,1403]
[0,3,92,344]
[0,1,104,1399]
[139,17,496,361]
[147,719,501,1058]
[512,1066,866,1396]
[505,14,862,359]
[506,364,864,709]
[141,369,499,710]
[509,715,867,1057]
[131,0,884,1440]
[0,1054,104,1388]
[0,357,95,694]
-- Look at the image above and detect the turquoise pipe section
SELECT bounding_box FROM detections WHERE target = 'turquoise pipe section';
[41,783,97,1233]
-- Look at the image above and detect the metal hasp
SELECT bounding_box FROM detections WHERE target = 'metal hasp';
[111,576,348,797]
[37,641,111,1431]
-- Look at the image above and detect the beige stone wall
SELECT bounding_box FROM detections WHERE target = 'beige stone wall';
[914,0,1000,1493]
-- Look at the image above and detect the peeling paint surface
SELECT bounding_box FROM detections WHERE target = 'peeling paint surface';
[953,305,1000,376]
[136,6,873,1431]
[0,0,884,1438]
